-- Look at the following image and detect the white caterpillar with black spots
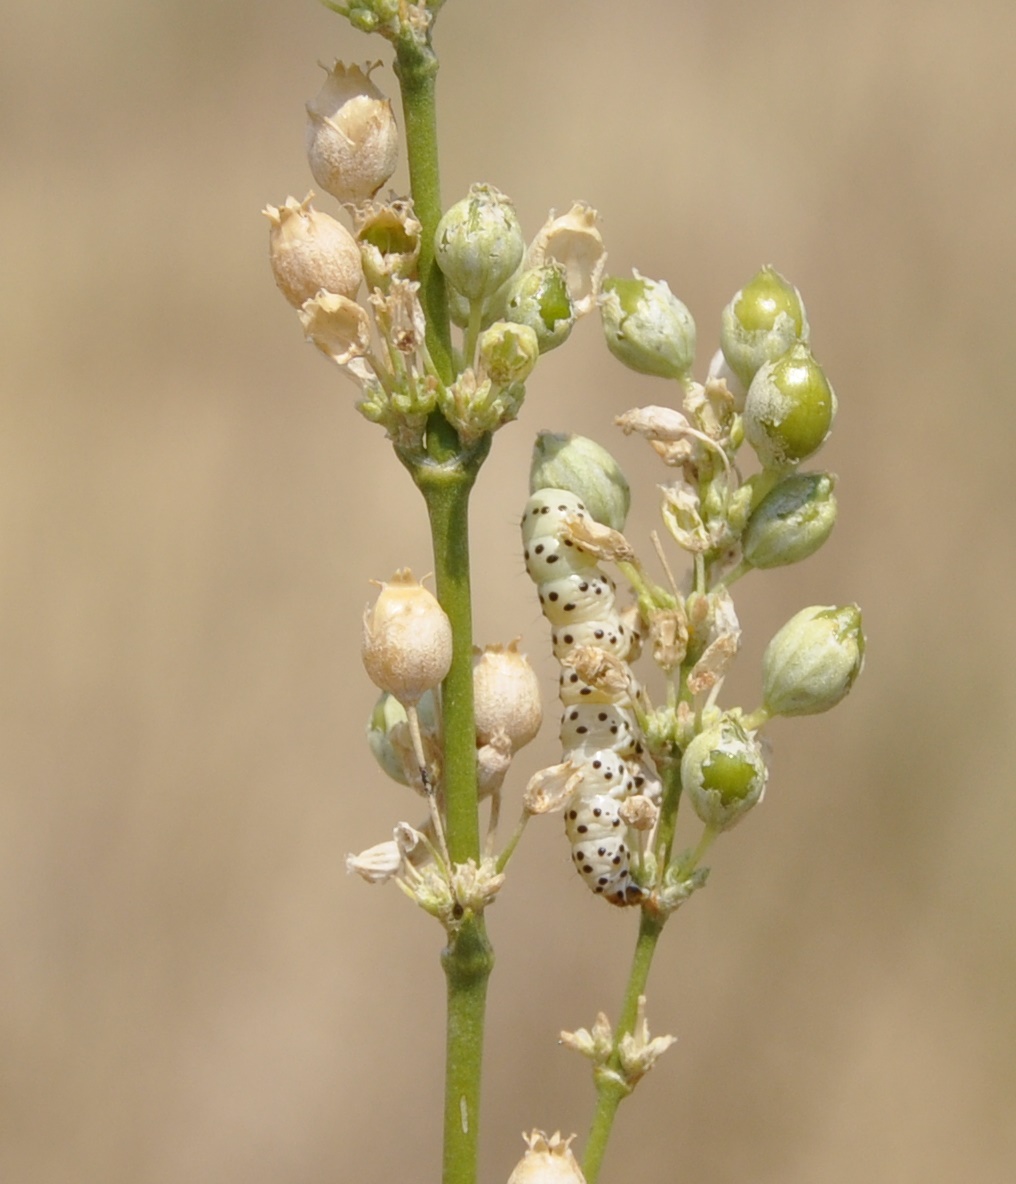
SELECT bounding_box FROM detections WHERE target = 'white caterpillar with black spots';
[521,488,656,906]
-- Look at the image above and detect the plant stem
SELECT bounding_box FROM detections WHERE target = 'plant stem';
[441,914,494,1184]
[418,461,482,861]
[394,20,494,1184]
[582,909,666,1184]
[394,31,453,382]
[414,452,494,1184]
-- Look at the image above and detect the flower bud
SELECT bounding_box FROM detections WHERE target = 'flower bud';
[600,272,696,380]
[353,197,422,289]
[762,604,865,717]
[681,714,767,832]
[477,322,539,387]
[305,62,399,204]
[366,689,439,785]
[263,194,363,307]
[507,1131,587,1184]
[500,262,575,353]
[436,368,525,444]
[362,569,453,705]
[719,265,809,390]
[473,642,543,753]
[743,344,836,470]
[742,472,837,569]
[434,184,525,302]
[529,432,630,531]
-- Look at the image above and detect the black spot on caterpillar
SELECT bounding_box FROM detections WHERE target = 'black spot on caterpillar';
[522,488,653,906]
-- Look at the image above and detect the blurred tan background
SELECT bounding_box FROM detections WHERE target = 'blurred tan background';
[3,1,1015,1181]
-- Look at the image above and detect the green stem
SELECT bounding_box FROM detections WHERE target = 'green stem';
[417,460,482,861]
[394,32,454,382]
[582,756,683,1182]
[441,914,494,1184]
[413,451,493,1184]
[388,20,494,1184]
[653,759,683,872]
[582,910,666,1184]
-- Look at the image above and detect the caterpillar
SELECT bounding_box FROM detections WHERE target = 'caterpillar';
[521,488,657,906]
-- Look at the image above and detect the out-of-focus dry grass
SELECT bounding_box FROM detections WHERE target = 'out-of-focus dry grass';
[2,1,1015,1181]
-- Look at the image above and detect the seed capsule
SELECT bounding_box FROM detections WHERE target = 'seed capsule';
[362,569,453,705]
[263,194,362,308]
[472,642,543,753]
[600,272,696,380]
[681,715,767,832]
[500,262,575,353]
[743,344,836,470]
[742,472,837,568]
[529,432,630,531]
[506,1131,587,1184]
[305,62,399,204]
[434,184,525,302]
[762,604,865,717]
[720,265,809,390]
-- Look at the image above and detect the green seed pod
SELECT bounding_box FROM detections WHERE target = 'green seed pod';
[477,321,539,387]
[743,344,836,470]
[434,183,525,302]
[366,690,438,785]
[742,472,837,569]
[681,715,767,832]
[500,261,575,353]
[719,265,809,390]
[600,272,696,380]
[529,431,631,530]
[762,604,865,717]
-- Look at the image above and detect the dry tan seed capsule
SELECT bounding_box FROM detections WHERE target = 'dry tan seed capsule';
[306,62,399,204]
[362,569,452,705]
[472,641,543,753]
[263,194,362,307]
[506,1131,586,1184]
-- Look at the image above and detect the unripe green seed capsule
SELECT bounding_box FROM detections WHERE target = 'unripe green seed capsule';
[762,604,865,717]
[744,344,836,469]
[530,431,631,530]
[600,273,696,380]
[682,715,767,832]
[720,265,809,390]
[434,184,525,302]
[742,472,837,568]
[366,690,438,785]
[501,262,575,353]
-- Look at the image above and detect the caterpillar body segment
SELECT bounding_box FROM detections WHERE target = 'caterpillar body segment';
[522,487,657,906]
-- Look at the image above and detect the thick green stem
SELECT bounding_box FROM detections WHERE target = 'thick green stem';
[582,911,666,1184]
[416,458,484,861]
[389,20,494,1184]
[413,450,493,1184]
[441,915,494,1184]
